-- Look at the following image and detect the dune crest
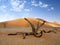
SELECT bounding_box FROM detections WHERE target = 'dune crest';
[0,18,60,28]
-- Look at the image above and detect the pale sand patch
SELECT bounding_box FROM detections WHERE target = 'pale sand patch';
[0,30,60,45]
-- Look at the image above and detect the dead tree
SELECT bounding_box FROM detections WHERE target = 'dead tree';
[24,18,46,37]
[8,18,56,39]
[8,33,17,35]
[36,19,46,32]
[24,18,56,38]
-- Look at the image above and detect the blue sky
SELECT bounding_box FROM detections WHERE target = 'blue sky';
[0,0,60,23]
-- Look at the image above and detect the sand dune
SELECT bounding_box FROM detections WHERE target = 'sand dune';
[0,18,60,28]
[0,18,40,28]
[47,22,60,27]
[0,18,60,45]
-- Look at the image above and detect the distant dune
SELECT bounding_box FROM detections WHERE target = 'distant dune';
[47,22,60,27]
[0,18,60,28]
[0,18,39,28]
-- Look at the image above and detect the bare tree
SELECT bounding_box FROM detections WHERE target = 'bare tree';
[8,18,56,39]
[36,19,46,32]
[24,18,46,37]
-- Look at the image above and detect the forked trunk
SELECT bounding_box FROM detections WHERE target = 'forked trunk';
[24,18,46,38]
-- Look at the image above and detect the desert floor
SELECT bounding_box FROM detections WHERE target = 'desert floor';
[0,28,60,45]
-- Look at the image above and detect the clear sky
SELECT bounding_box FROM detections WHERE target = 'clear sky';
[0,0,60,23]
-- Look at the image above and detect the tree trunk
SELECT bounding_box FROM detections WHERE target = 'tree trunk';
[24,18,36,34]
[24,18,46,38]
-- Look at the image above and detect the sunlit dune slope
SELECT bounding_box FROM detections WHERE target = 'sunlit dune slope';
[37,18,60,27]
[0,18,40,28]
[46,22,60,27]
[0,18,60,28]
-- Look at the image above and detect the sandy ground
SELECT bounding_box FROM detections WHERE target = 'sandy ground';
[0,29,60,45]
